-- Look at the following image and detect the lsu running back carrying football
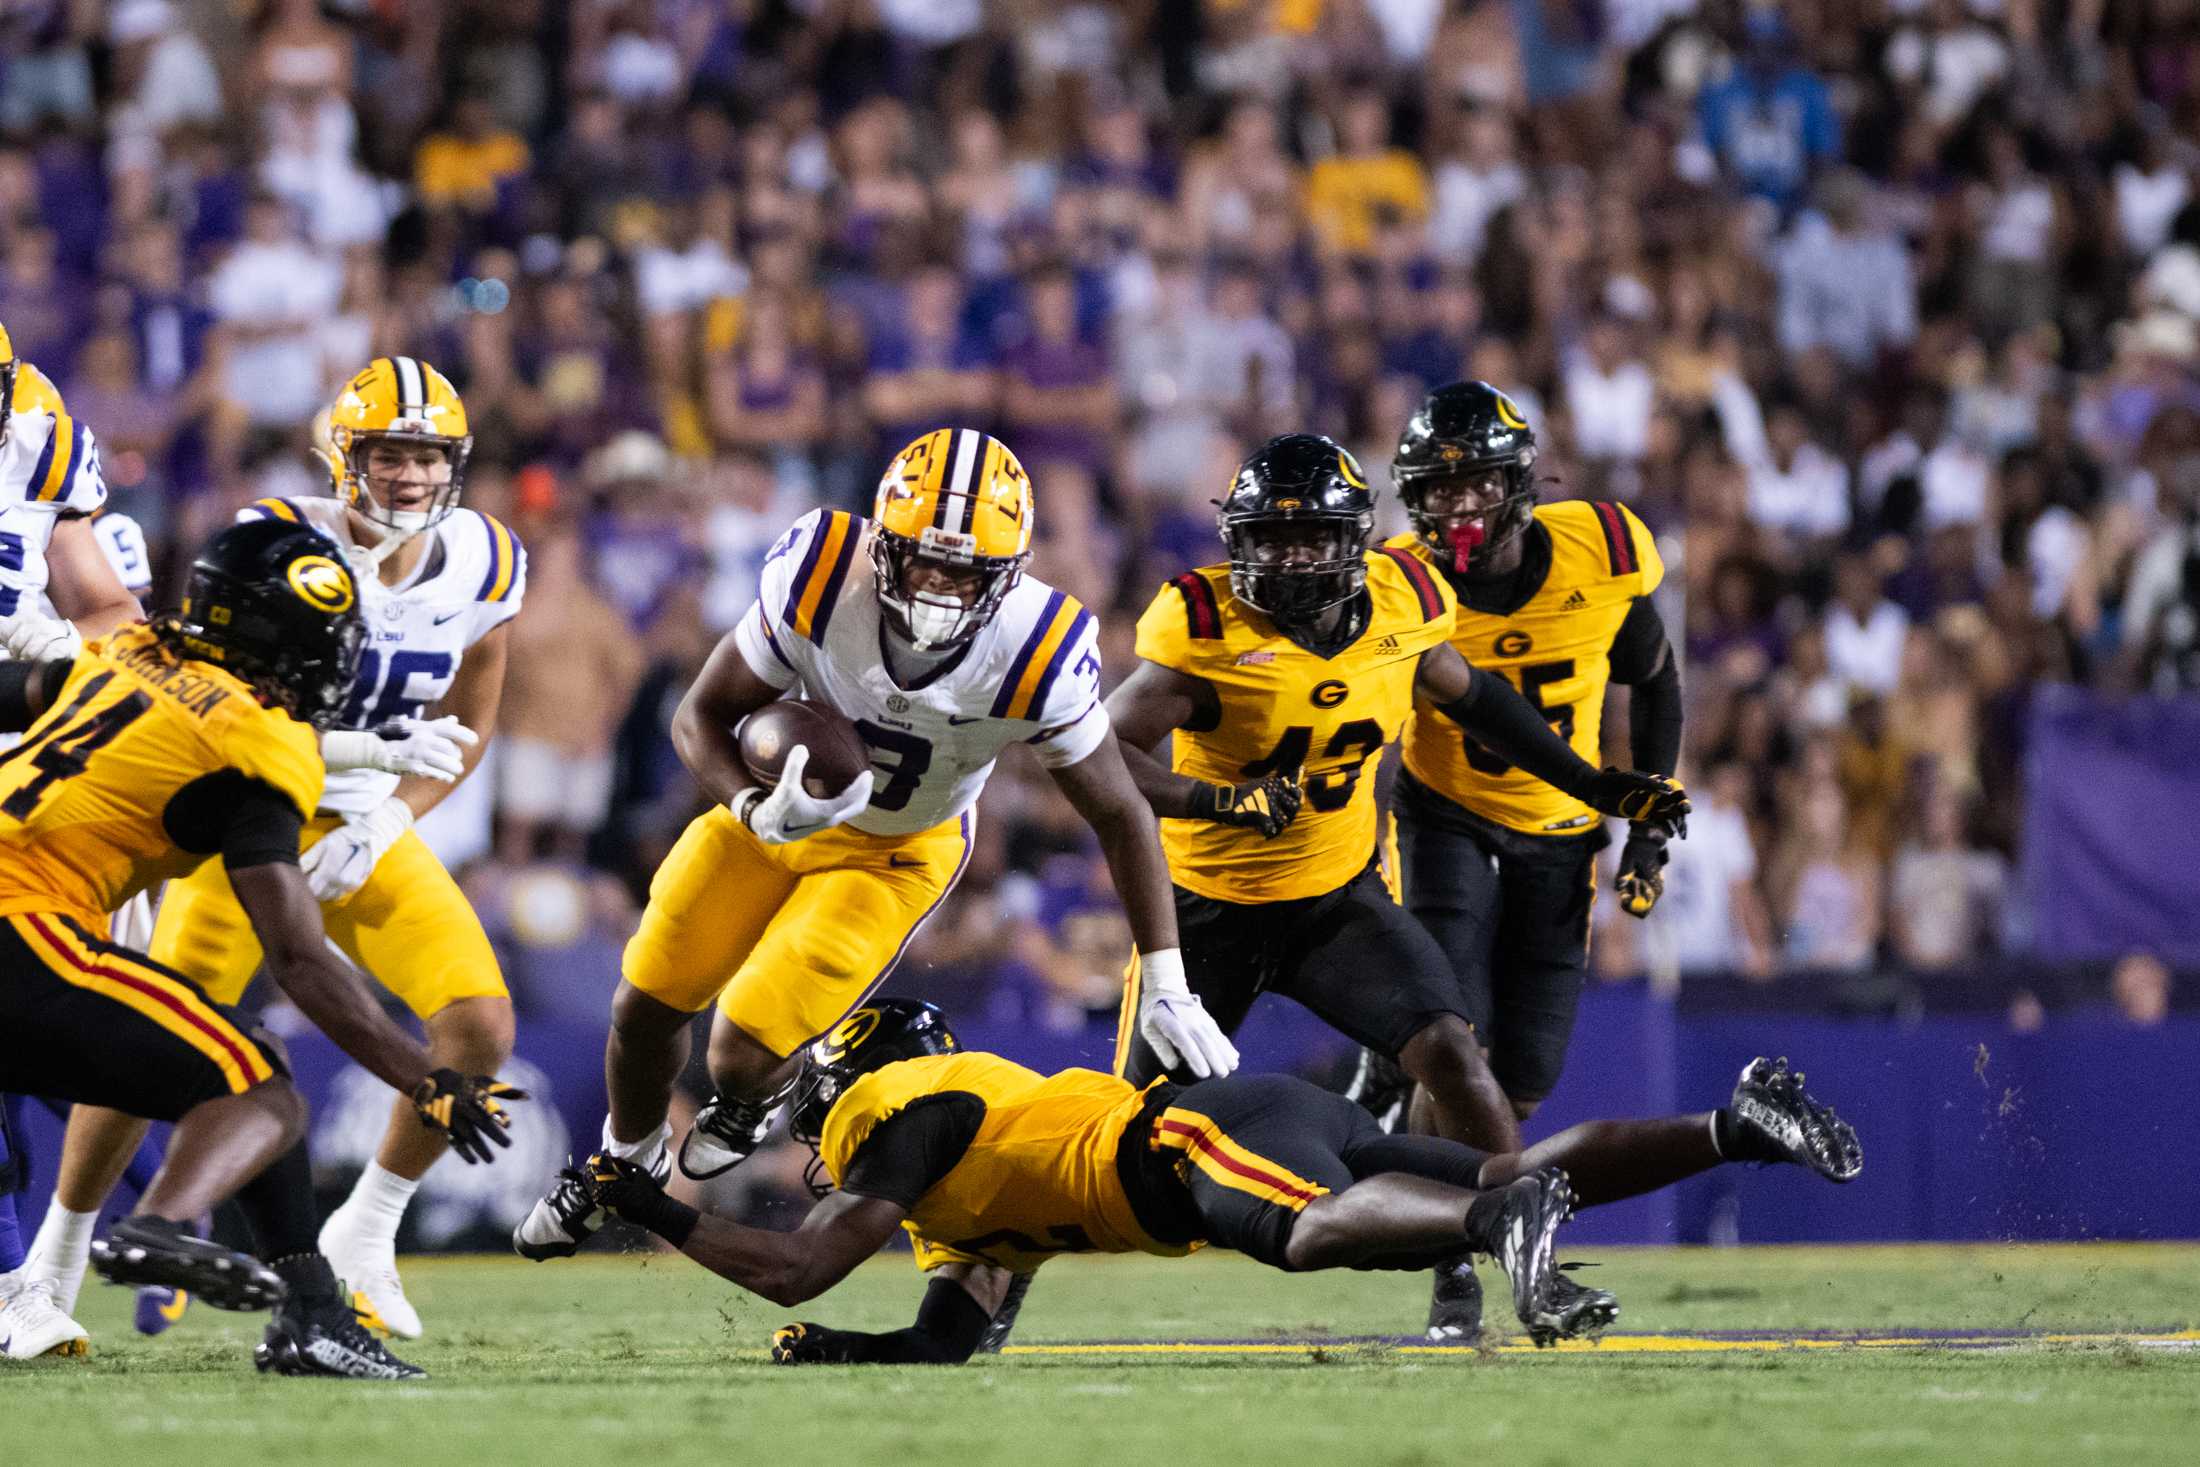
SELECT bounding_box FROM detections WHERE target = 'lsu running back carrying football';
[518,427,1216,1262]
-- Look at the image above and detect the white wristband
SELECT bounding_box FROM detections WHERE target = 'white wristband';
[1140,947,1188,995]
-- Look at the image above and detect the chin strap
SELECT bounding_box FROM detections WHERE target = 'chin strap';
[344,520,423,576]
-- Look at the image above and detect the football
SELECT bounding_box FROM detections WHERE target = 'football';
[737,699,872,798]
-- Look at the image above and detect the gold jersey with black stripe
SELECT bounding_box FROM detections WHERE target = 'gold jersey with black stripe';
[0,623,323,933]
[819,1050,1193,1274]
[1395,500,1664,837]
[1134,550,1456,903]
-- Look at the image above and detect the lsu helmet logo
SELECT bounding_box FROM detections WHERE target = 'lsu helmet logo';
[285,555,356,614]
[817,1008,884,1065]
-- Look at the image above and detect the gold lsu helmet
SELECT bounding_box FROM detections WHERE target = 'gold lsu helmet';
[323,355,473,538]
[871,428,1035,649]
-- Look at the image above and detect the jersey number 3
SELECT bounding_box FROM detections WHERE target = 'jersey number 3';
[0,672,153,818]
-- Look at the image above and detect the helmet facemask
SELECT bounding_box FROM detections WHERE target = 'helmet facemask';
[0,357,16,450]
[872,526,1026,651]
[1223,511,1371,623]
[1399,449,1537,575]
[336,429,470,551]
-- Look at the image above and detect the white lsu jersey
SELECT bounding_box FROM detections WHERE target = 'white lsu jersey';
[0,375,107,625]
[240,494,526,814]
[732,507,1109,838]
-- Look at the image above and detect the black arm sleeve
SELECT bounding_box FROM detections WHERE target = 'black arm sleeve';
[1435,663,1593,798]
[0,658,73,732]
[837,1094,988,1210]
[1607,598,1683,779]
[162,771,307,871]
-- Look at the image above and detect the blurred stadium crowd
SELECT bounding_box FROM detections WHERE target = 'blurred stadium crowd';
[1,0,2192,1027]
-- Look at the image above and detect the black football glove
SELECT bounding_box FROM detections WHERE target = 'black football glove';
[1188,772,1302,838]
[578,1152,664,1213]
[573,1152,699,1242]
[1614,826,1670,919]
[771,1321,864,1365]
[1578,769,1689,838]
[412,1069,526,1164]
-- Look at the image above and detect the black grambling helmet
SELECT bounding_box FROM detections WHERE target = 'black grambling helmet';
[157,519,366,729]
[788,999,960,1196]
[1392,381,1540,575]
[1217,433,1376,624]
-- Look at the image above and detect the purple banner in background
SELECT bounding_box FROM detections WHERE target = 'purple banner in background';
[2022,686,2200,964]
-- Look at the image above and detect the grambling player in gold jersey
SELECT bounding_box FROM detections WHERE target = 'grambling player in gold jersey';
[0,521,520,1379]
[1106,435,1687,1160]
[552,1000,1860,1362]
[1359,384,1686,1339]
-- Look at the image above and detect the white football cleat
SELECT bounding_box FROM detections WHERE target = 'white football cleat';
[0,1277,91,1359]
[317,1215,422,1340]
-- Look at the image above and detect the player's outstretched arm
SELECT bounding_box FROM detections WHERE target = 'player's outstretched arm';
[672,630,790,807]
[1417,644,1689,835]
[773,1264,1016,1366]
[1104,659,1300,834]
[581,1153,906,1307]
[1045,728,1180,958]
[231,860,522,1161]
[1607,598,1685,916]
[1051,726,1237,1077]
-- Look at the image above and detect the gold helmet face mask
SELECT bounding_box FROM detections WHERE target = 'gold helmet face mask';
[871,428,1035,650]
[323,356,473,549]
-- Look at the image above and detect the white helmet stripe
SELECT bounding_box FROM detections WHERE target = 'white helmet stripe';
[392,356,425,414]
[941,427,981,536]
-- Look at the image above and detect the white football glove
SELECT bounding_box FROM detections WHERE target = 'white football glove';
[0,613,82,664]
[732,744,874,845]
[300,798,413,904]
[1136,949,1239,1080]
[320,715,479,782]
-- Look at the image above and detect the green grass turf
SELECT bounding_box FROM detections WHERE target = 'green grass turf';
[6,1244,2199,1466]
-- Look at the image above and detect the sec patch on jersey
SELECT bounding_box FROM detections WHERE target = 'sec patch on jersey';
[739,700,871,796]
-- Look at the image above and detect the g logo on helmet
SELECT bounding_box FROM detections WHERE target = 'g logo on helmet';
[285,555,355,614]
[1335,451,1367,488]
[817,1007,882,1064]
[1493,395,1529,431]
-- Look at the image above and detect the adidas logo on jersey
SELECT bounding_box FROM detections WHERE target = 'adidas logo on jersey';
[1561,589,1589,610]
[1375,634,1401,653]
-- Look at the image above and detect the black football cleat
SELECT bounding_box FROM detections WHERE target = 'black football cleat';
[1426,1254,1483,1342]
[771,1321,863,1366]
[1729,1057,1863,1183]
[1486,1167,1576,1347]
[679,1085,790,1180]
[257,1298,425,1380]
[1344,1046,1414,1135]
[1530,1264,1619,1348]
[91,1216,285,1312]
[973,1272,1033,1355]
